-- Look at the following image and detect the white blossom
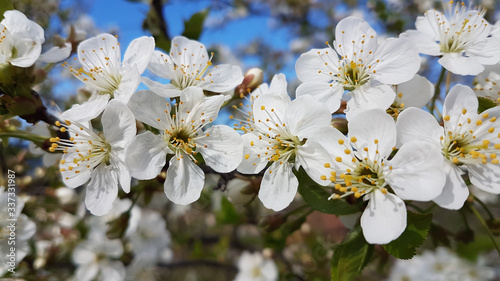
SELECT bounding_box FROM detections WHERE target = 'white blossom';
[401,1,500,75]
[322,109,445,244]
[234,251,278,281]
[295,16,420,116]
[143,36,243,98]
[125,88,243,205]
[397,84,500,210]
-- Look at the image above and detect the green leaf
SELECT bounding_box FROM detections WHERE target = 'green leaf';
[182,9,209,40]
[215,196,241,225]
[295,168,359,215]
[0,0,13,21]
[383,211,433,259]
[477,97,497,113]
[331,227,374,281]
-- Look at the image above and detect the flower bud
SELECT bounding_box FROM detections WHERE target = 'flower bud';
[234,68,264,98]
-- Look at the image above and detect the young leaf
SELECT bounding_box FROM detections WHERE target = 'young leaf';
[383,211,433,259]
[477,97,497,113]
[182,9,209,40]
[331,227,374,281]
[295,168,359,215]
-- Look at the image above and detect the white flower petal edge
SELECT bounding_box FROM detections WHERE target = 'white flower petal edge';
[259,162,298,211]
[165,156,205,205]
[361,190,407,245]
[85,165,118,216]
[125,131,168,180]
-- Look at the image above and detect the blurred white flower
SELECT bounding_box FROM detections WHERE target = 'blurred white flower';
[234,251,278,281]
[474,63,500,104]
[387,247,495,281]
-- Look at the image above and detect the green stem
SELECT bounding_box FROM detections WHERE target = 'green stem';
[469,203,500,256]
[0,130,47,146]
[473,195,495,222]
[221,94,238,108]
[429,67,446,117]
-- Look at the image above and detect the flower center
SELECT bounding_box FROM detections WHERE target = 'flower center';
[340,60,370,91]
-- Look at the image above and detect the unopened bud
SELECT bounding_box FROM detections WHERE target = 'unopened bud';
[234,68,264,97]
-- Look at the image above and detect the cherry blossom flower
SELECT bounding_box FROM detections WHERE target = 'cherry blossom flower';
[51,100,136,215]
[386,74,434,118]
[234,251,278,281]
[142,36,243,98]
[236,89,335,211]
[125,87,243,205]
[62,33,154,121]
[474,63,500,104]
[401,1,500,76]
[0,10,44,67]
[72,228,125,281]
[322,109,445,244]
[397,84,500,209]
[295,16,420,116]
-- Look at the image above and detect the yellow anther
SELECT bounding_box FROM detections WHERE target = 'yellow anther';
[452,157,459,164]
[245,154,250,159]
[483,113,489,119]
[476,120,483,126]
[444,115,450,121]
[320,175,327,180]
[344,149,351,154]
[374,139,379,144]
[350,137,357,143]
[324,163,331,168]
[492,159,499,164]
[261,106,265,110]
[55,121,61,126]
[335,156,342,162]
[462,108,467,114]
[338,139,344,145]
[380,188,388,194]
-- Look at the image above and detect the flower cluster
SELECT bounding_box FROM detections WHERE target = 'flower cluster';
[4,1,500,279]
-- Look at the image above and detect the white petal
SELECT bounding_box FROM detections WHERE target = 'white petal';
[78,34,121,72]
[147,50,176,79]
[259,162,298,211]
[373,38,420,85]
[61,154,92,187]
[38,42,72,63]
[76,263,99,281]
[195,125,243,173]
[269,73,288,98]
[385,141,445,201]
[113,65,140,104]
[347,108,396,159]
[61,93,110,122]
[399,30,440,56]
[125,131,167,180]
[286,95,332,138]
[123,36,155,74]
[102,100,136,148]
[99,261,126,281]
[237,133,269,174]
[334,17,378,58]
[201,64,243,93]
[396,107,442,147]
[345,84,395,118]
[141,77,182,98]
[164,155,205,205]
[72,244,97,265]
[112,155,131,193]
[361,190,406,244]
[252,93,289,134]
[296,140,334,186]
[433,162,469,210]
[395,74,434,109]
[180,88,224,126]
[127,90,170,129]
[295,48,339,82]
[85,165,118,216]
[438,54,485,76]
[442,84,478,120]
[468,163,500,194]
[295,81,344,113]
[170,36,208,67]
